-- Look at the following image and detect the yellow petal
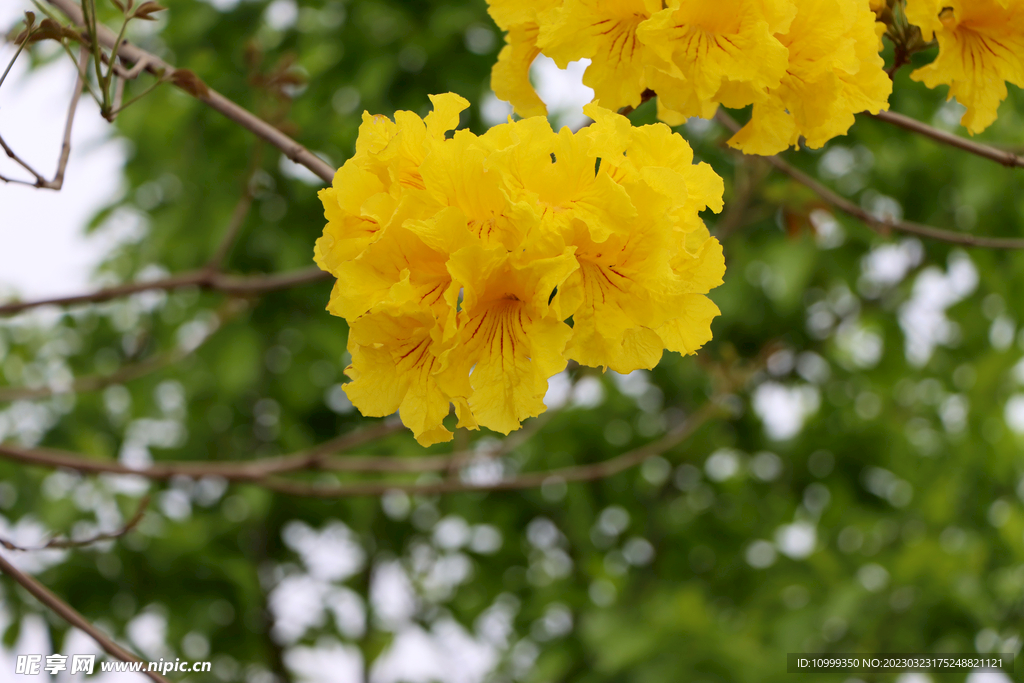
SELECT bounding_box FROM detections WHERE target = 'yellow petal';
[654,294,721,356]
[492,23,548,118]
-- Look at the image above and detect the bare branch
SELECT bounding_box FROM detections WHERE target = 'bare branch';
[871,110,1024,169]
[0,266,330,317]
[0,551,172,683]
[259,400,721,498]
[47,0,336,184]
[0,496,149,551]
[0,397,719,494]
[716,111,1024,250]
[0,420,411,480]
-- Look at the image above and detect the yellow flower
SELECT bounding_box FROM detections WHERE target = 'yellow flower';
[316,97,726,444]
[329,208,473,327]
[550,105,725,373]
[636,0,795,120]
[343,301,460,447]
[536,0,663,112]
[489,0,561,117]
[728,0,892,155]
[315,94,471,275]
[906,0,1024,134]
[441,241,578,435]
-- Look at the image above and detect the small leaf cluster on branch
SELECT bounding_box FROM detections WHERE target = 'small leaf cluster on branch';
[314,94,725,446]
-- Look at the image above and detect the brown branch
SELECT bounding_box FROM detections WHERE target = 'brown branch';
[0,496,149,551]
[716,111,1024,250]
[0,420,415,480]
[871,110,1024,169]
[47,0,335,184]
[714,155,770,240]
[0,551,172,683]
[0,397,715,495]
[260,401,722,498]
[0,266,330,317]
[0,47,86,190]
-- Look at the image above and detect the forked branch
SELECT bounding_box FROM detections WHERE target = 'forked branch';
[0,46,87,190]
[46,0,335,184]
[0,496,150,551]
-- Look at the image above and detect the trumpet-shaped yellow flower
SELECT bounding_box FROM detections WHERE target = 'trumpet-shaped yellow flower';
[316,97,726,444]
[550,105,725,373]
[329,209,473,326]
[315,93,471,277]
[442,242,578,434]
[728,0,891,155]
[906,0,1024,134]
[343,301,459,447]
[636,0,794,119]
[536,0,662,112]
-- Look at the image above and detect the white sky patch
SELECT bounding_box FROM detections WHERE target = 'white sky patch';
[774,521,816,560]
[752,382,820,441]
[1005,395,1024,435]
[0,34,128,300]
[286,639,364,683]
[965,672,1013,683]
[531,56,594,130]
[859,238,923,291]
[899,250,978,367]
[370,618,504,683]
[480,92,513,127]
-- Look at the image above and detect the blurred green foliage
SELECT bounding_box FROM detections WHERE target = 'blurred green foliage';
[2,1,1024,682]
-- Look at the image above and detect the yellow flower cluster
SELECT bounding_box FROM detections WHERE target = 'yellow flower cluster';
[906,0,1024,135]
[489,0,892,155]
[315,94,725,446]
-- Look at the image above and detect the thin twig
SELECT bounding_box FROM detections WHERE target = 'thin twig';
[50,45,88,188]
[0,24,37,91]
[716,111,1024,250]
[0,496,150,551]
[0,47,86,190]
[0,299,242,402]
[0,351,179,402]
[0,552,172,683]
[871,110,1024,169]
[47,0,335,184]
[0,133,46,183]
[206,146,262,271]
[0,266,330,317]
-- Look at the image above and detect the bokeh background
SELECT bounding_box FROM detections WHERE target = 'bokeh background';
[2,1,1024,682]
